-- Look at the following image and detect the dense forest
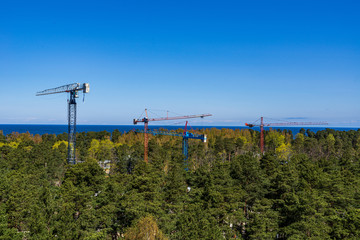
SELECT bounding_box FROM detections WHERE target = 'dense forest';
[0,127,359,239]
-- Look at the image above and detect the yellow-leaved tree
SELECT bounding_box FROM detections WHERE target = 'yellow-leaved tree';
[275,142,292,160]
[88,138,114,161]
[124,216,168,240]
[52,140,68,149]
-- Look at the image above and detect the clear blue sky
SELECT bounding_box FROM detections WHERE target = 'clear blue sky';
[0,0,359,126]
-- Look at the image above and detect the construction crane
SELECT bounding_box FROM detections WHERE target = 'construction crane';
[133,109,211,163]
[245,117,328,153]
[135,121,207,170]
[36,83,90,164]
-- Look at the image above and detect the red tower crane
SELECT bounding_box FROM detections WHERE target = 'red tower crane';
[133,109,212,163]
[245,117,328,153]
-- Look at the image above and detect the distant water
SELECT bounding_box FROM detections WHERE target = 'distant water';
[0,124,358,136]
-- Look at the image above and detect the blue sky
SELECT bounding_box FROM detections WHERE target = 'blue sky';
[0,0,359,126]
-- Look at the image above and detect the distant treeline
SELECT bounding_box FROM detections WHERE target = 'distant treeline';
[0,128,359,239]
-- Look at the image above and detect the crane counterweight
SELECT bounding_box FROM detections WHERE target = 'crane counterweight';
[83,83,90,93]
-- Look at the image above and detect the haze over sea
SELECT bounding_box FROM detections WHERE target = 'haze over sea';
[0,124,358,137]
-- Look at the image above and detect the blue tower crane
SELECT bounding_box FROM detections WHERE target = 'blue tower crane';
[133,109,211,163]
[36,83,90,164]
[135,121,206,170]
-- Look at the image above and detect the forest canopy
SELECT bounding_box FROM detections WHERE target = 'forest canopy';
[0,128,359,239]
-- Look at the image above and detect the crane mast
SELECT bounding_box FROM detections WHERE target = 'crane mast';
[37,83,90,164]
[245,117,328,153]
[133,109,211,163]
[68,91,77,164]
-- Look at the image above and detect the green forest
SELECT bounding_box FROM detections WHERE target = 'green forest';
[0,127,359,239]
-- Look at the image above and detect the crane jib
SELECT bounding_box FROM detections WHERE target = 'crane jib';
[36,83,89,96]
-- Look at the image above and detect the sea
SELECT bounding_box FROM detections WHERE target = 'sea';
[0,124,358,136]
